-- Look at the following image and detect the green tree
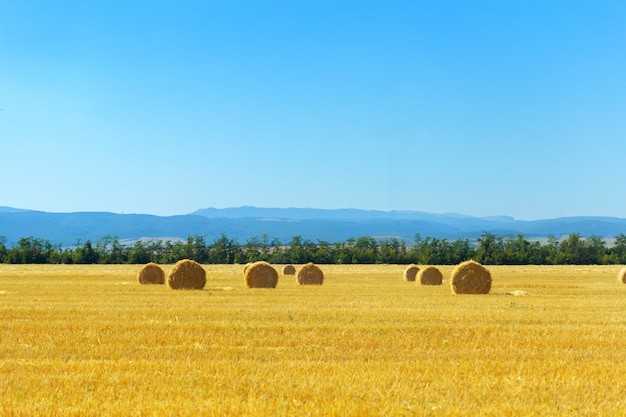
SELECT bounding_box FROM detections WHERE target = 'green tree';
[182,236,194,260]
[378,239,394,264]
[584,235,606,265]
[209,234,238,264]
[11,237,54,263]
[417,237,446,264]
[557,233,587,264]
[354,236,377,264]
[333,242,353,264]
[311,240,334,264]
[128,241,151,264]
[501,234,531,265]
[447,238,474,264]
[96,235,114,263]
[0,236,8,263]
[244,235,263,262]
[283,236,306,263]
[192,236,208,263]
[475,232,503,264]
[74,240,99,264]
[542,235,560,265]
[526,241,545,264]
[609,233,626,264]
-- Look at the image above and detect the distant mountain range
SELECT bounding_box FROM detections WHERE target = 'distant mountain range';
[1,205,626,246]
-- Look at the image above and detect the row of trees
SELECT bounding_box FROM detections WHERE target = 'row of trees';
[2,232,626,265]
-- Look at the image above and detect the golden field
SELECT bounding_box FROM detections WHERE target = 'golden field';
[1,264,626,416]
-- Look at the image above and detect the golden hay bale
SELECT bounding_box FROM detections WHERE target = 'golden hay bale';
[618,267,626,284]
[403,264,420,282]
[297,262,324,285]
[418,266,443,285]
[283,264,296,275]
[137,262,165,285]
[450,260,492,294]
[244,261,278,288]
[168,259,206,290]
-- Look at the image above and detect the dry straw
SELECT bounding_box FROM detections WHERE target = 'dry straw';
[418,266,443,285]
[297,262,324,285]
[283,264,296,275]
[450,260,492,294]
[618,267,626,284]
[506,290,531,296]
[244,261,279,288]
[168,259,206,290]
[403,264,420,282]
[137,262,165,285]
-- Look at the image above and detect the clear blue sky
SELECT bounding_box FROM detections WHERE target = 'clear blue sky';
[1,1,624,220]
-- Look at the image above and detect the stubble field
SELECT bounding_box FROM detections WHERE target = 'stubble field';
[1,263,625,416]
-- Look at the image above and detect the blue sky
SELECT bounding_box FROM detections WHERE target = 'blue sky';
[1,1,624,220]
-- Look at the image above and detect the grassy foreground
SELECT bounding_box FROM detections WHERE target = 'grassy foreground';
[1,264,626,416]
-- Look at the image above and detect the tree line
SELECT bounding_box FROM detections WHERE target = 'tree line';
[2,232,626,265]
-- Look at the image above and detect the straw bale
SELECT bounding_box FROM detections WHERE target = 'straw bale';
[403,264,420,282]
[168,259,206,290]
[505,290,531,296]
[245,261,278,288]
[618,267,626,284]
[418,266,443,285]
[283,264,296,275]
[450,260,492,294]
[137,262,165,285]
[297,262,324,285]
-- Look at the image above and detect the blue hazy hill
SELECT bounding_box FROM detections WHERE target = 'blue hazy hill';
[1,206,626,246]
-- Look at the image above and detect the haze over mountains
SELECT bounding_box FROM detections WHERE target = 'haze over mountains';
[1,206,626,247]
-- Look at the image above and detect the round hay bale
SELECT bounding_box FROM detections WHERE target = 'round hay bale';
[297,262,324,285]
[283,264,296,275]
[137,262,165,285]
[450,260,492,294]
[168,259,206,290]
[618,267,626,284]
[403,264,420,282]
[418,266,443,285]
[244,261,278,288]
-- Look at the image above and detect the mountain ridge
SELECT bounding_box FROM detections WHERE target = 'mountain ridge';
[1,206,626,246]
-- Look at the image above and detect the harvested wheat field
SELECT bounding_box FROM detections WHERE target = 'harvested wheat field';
[1,264,626,416]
